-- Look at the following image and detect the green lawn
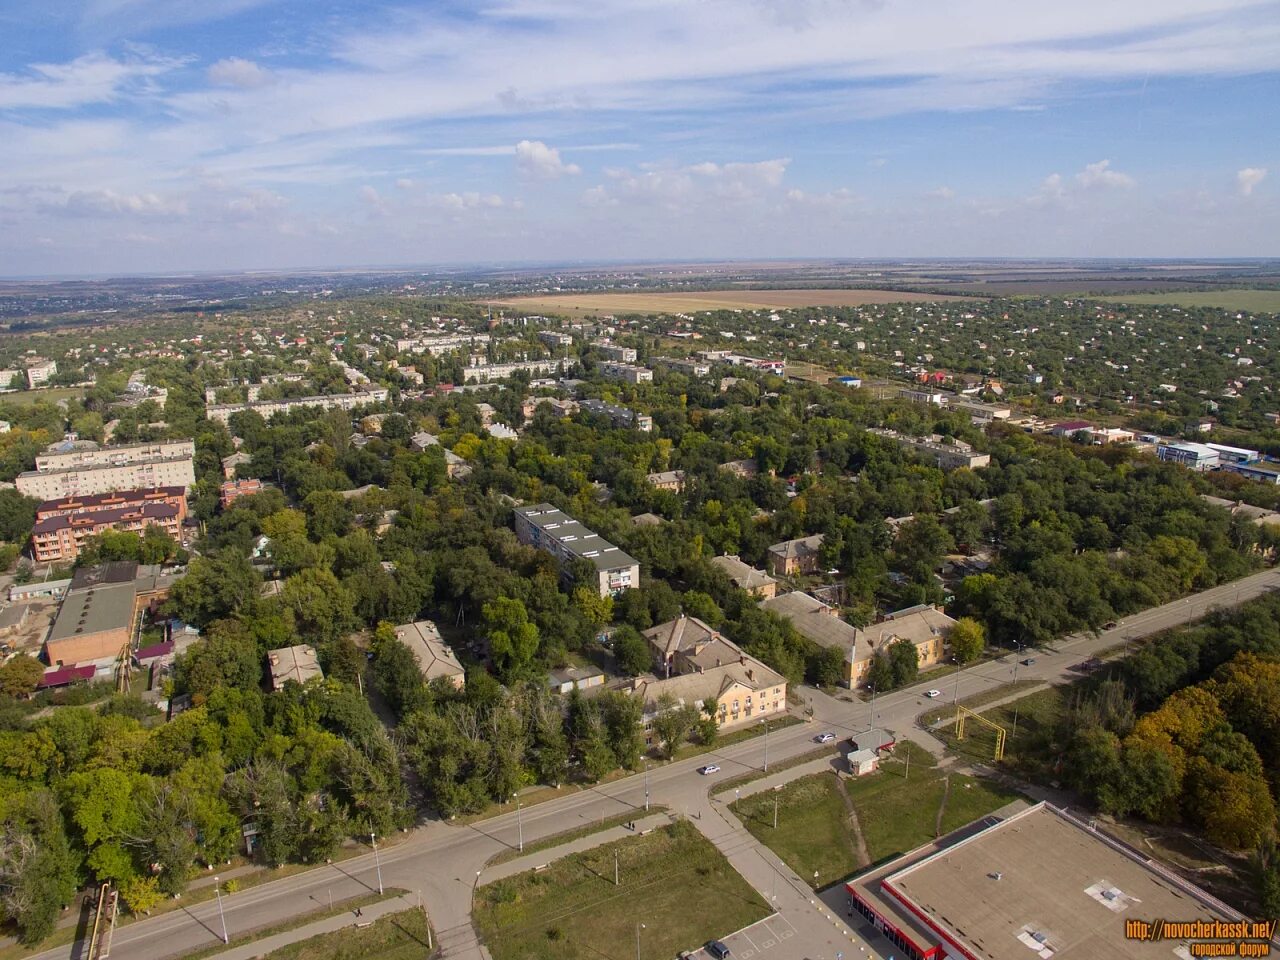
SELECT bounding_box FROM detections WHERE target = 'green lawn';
[0,387,85,407]
[1100,290,1280,312]
[731,773,858,887]
[474,821,769,960]
[936,686,1067,773]
[257,909,434,960]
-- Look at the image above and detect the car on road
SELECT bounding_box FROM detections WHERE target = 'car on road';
[814,732,836,743]
[924,689,942,698]
[705,940,732,959]
[1021,657,1036,666]
[699,764,721,775]
[1103,620,1118,630]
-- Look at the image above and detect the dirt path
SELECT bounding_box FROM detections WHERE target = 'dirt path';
[935,775,951,838]
[832,772,872,869]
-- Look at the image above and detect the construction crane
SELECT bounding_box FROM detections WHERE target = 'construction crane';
[954,704,1007,761]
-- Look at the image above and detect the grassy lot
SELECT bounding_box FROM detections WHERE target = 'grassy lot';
[474,821,769,960]
[935,686,1067,773]
[0,387,85,407]
[731,773,859,887]
[1099,290,1280,312]
[710,744,837,796]
[729,744,1022,884]
[256,908,434,960]
[919,678,1047,727]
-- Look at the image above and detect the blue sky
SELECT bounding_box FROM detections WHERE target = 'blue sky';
[1,0,1278,276]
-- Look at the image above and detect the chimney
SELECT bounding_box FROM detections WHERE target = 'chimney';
[739,655,745,666]
[746,668,754,681]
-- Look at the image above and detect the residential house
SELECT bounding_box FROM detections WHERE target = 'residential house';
[394,620,465,689]
[267,644,324,690]
[760,591,869,687]
[646,470,685,493]
[766,533,825,577]
[710,555,778,599]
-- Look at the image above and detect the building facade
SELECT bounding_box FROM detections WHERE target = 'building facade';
[18,442,197,500]
[513,503,640,596]
[598,361,654,384]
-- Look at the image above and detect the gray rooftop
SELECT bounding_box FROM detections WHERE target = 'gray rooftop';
[515,503,639,572]
[49,580,138,642]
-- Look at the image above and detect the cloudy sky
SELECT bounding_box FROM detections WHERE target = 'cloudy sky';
[2,0,1278,276]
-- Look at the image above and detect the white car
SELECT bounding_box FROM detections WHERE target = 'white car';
[814,732,836,744]
[925,689,942,698]
[699,764,721,775]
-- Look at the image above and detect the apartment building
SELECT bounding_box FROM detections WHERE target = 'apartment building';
[898,388,945,405]
[598,361,654,384]
[579,398,653,431]
[766,533,825,576]
[461,360,559,383]
[869,429,991,471]
[646,470,684,492]
[30,487,187,563]
[18,441,197,499]
[220,478,263,507]
[25,360,57,388]
[597,343,638,363]
[656,357,711,377]
[394,620,465,689]
[205,387,389,425]
[513,503,640,596]
[539,331,575,349]
[710,555,777,599]
[397,333,491,355]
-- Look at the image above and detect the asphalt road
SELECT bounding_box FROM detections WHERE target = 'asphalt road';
[32,566,1280,960]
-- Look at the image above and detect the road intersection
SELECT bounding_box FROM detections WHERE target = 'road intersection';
[31,567,1280,960]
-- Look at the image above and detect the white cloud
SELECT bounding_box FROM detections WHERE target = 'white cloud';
[208,58,274,89]
[61,189,188,217]
[1237,167,1267,196]
[928,186,956,200]
[1076,159,1135,189]
[395,178,415,190]
[515,140,581,179]
[0,53,177,110]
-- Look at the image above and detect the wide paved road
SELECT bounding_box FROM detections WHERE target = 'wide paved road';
[34,566,1280,960]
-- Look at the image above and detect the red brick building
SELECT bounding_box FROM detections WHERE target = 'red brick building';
[31,487,187,563]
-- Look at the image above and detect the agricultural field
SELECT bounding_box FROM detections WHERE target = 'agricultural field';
[490,288,976,317]
[1100,290,1280,312]
[473,821,769,960]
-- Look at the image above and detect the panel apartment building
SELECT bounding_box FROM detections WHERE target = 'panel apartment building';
[31,486,187,563]
[598,362,654,384]
[513,503,640,596]
[461,360,560,383]
[205,387,390,425]
[17,439,196,499]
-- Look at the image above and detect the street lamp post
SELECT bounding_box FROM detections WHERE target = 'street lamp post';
[514,793,524,853]
[773,787,780,829]
[636,922,646,960]
[952,657,962,706]
[370,833,384,895]
[644,759,650,812]
[867,683,877,731]
[761,718,770,773]
[212,877,229,944]
[615,849,620,886]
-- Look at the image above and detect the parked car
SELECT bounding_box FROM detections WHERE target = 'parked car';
[1021,657,1036,666]
[925,689,942,698]
[699,764,721,776]
[1103,620,1118,630]
[706,940,731,959]
[814,732,836,743]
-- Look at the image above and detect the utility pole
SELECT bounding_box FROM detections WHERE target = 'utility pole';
[370,833,383,895]
[773,788,780,829]
[213,877,229,944]
[615,849,620,886]
[761,718,770,773]
[514,792,524,853]
[636,922,645,960]
[644,759,650,812]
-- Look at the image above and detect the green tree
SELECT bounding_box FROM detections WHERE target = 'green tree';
[610,625,652,677]
[809,645,847,688]
[484,597,540,682]
[887,638,919,687]
[0,654,43,698]
[949,617,986,664]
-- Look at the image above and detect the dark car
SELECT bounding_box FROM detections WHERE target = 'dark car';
[1021,657,1036,666]
[705,941,731,959]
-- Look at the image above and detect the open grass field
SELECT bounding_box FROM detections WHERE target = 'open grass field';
[490,288,975,317]
[1100,290,1280,311]
[732,772,859,887]
[473,820,769,960]
[0,386,85,407]
[731,744,1022,884]
[257,909,434,960]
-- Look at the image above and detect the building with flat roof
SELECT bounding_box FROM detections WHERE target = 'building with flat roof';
[1231,460,1280,485]
[1158,442,1220,471]
[461,360,559,383]
[869,429,990,471]
[579,398,653,432]
[267,644,323,690]
[25,360,57,388]
[846,801,1257,960]
[45,579,137,666]
[1206,442,1260,464]
[205,387,389,425]
[393,620,465,689]
[710,555,777,599]
[899,388,944,405]
[598,361,654,384]
[548,665,606,694]
[513,503,640,596]
[597,343,638,363]
[35,439,195,472]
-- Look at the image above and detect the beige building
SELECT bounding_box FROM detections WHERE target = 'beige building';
[854,605,955,676]
[637,615,788,734]
[598,361,654,384]
[766,533,825,577]
[267,644,324,690]
[513,503,640,597]
[206,388,389,425]
[35,439,194,472]
[760,592,870,687]
[25,360,57,388]
[711,555,778,599]
[394,620,465,689]
[646,470,685,493]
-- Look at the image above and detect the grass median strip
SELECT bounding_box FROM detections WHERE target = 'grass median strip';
[253,907,434,960]
[486,807,670,867]
[474,821,769,960]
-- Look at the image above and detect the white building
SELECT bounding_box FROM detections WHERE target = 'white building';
[25,360,57,388]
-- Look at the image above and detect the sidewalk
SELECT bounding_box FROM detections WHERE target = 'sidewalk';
[207,893,419,960]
